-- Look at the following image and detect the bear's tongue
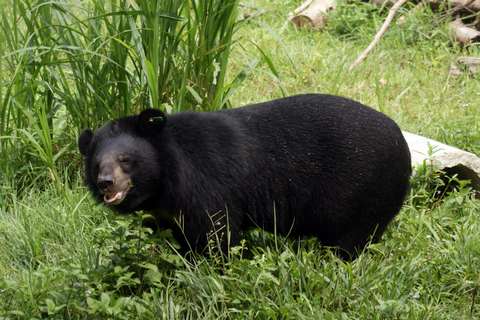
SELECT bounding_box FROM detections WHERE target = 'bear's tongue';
[104,191,124,205]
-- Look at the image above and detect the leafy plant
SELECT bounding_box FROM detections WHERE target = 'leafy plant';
[0,0,240,189]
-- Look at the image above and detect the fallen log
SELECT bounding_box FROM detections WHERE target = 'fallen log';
[450,18,480,44]
[450,0,480,11]
[403,131,480,193]
[457,56,480,73]
[450,56,480,75]
[289,0,336,29]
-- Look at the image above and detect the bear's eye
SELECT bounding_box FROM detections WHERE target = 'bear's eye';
[118,155,130,164]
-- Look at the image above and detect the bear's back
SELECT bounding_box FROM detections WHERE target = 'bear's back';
[220,94,409,173]
[207,94,412,241]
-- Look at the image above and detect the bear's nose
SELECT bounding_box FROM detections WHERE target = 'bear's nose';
[97,175,114,191]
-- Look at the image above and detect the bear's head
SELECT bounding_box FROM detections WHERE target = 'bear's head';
[78,108,167,213]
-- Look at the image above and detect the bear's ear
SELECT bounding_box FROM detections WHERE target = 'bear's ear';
[137,108,167,133]
[78,129,93,156]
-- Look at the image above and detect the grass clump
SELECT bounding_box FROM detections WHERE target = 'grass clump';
[326,1,450,48]
[326,1,385,42]
[0,0,240,191]
[0,183,479,319]
[1,0,240,128]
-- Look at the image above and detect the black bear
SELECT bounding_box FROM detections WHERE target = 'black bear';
[78,94,411,259]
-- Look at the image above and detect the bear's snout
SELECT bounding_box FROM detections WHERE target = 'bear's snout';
[97,174,114,191]
[96,160,116,192]
[95,159,132,205]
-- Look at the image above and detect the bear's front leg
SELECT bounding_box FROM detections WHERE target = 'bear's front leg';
[174,209,241,255]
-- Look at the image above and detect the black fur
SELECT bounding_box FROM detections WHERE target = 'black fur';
[79,94,412,259]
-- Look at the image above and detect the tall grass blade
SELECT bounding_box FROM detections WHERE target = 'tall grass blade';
[1,0,240,188]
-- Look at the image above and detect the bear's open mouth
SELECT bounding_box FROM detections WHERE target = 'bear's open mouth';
[103,186,131,205]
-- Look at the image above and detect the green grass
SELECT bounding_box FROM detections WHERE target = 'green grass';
[1,179,480,319]
[1,0,480,318]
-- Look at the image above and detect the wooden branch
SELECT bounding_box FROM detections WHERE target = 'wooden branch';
[375,0,480,11]
[349,0,409,71]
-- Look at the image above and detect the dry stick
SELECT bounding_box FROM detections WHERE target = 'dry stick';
[349,0,409,71]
